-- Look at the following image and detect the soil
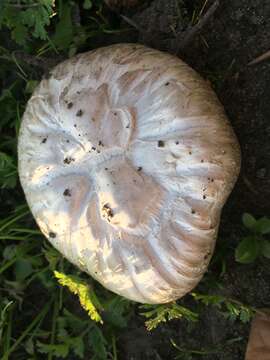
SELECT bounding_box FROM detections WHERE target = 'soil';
[99,0,270,359]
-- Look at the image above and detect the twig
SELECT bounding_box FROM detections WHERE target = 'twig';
[120,14,144,32]
[176,0,220,54]
[242,175,259,196]
[248,49,270,66]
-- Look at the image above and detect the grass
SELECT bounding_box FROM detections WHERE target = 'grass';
[0,1,268,359]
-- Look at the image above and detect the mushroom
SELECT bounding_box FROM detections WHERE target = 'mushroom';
[18,44,241,304]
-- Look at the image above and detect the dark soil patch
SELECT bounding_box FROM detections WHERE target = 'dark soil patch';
[104,0,270,359]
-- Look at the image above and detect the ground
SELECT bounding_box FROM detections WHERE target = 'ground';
[1,0,270,359]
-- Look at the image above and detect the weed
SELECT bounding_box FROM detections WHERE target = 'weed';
[54,271,103,324]
[171,336,243,359]
[140,302,199,331]
[191,293,255,323]
[235,213,270,263]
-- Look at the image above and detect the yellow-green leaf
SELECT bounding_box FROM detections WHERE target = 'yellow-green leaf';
[54,271,103,324]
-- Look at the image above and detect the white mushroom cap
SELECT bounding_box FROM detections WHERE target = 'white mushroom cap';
[18,44,241,304]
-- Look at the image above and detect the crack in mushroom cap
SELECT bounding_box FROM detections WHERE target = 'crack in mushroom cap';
[18,44,241,304]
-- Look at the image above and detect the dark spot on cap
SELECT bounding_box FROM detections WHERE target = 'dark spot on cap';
[191,209,196,214]
[76,109,83,117]
[165,82,170,86]
[63,189,71,197]
[189,151,192,155]
[158,140,165,148]
[63,157,74,164]
[67,102,73,109]
[175,141,179,145]
[113,112,117,116]
[41,138,47,144]
[74,124,77,128]
[91,147,96,151]
[98,140,104,146]
[102,203,114,220]
[137,167,142,171]
[66,140,70,143]
[201,159,204,163]
[105,168,108,170]
[203,195,206,199]
[49,232,56,238]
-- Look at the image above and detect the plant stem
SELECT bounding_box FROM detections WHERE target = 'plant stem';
[48,296,59,360]
[2,300,52,359]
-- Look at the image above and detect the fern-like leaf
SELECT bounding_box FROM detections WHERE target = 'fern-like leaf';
[54,271,103,324]
[140,303,198,331]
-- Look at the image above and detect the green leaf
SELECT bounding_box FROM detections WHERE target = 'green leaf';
[54,271,103,323]
[37,341,69,357]
[140,303,198,331]
[235,236,260,264]
[255,217,270,235]
[0,1,55,45]
[192,293,255,324]
[37,269,56,289]
[61,308,87,333]
[25,80,38,94]
[42,243,61,270]
[14,259,33,281]
[103,297,130,328]
[22,6,52,40]
[225,302,240,321]
[242,213,256,230]
[11,23,28,46]
[83,0,93,10]
[3,245,16,260]
[239,307,253,323]
[191,293,224,307]
[0,151,17,189]
[0,88,18,131]
[88,326,108,360]
[52,3,73,50]
[261,240,270,259]
[71,336,85,359]
[24,338,34,355]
